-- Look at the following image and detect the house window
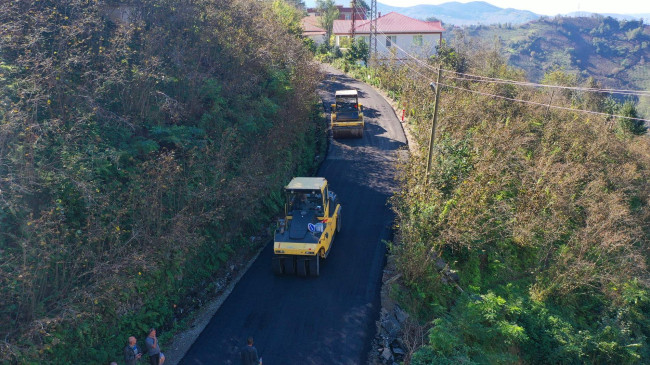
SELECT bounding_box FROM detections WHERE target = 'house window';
[413,35,423,46]
[386,35,396,47]
[345,13,351,20]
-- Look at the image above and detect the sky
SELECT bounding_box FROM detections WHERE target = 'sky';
[320,0,650,16]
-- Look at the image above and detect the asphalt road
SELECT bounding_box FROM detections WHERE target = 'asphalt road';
[179,64,407,365]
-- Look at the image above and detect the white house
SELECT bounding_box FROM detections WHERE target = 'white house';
[332,12,445,59]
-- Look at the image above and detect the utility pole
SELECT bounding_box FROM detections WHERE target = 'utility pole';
[425,65,443,183]
[351,0,356,40]
[369,0,377,63]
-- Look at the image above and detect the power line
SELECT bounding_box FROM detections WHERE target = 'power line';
[396,37,650,97]
[438,80,650,122]
[441,69,650,97]
[360,20,650,98]
[375,44,650,123]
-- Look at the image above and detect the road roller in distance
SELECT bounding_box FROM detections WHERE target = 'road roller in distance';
[273,177,341,277]
[331,89,364,138]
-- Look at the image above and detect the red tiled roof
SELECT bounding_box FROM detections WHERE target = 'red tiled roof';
[302,16,326,35]
[333,20,354,35]
[333,12,444,35]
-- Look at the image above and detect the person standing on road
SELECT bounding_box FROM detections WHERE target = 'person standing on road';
[124,336,143,364]
[241,337,261,365]
[145,328,165,365]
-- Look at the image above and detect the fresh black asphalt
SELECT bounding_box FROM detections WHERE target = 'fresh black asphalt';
[179,64,407,365]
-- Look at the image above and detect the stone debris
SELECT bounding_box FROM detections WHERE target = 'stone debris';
[391,345,405,356]
[394,305,408,325]
[381,347,393,361]
[372,304,410,364]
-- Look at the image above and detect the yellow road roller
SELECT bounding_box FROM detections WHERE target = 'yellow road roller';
[331,89,364,138]
[273,177,341,277]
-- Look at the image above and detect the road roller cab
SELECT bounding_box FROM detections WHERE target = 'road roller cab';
[331,89,364,138]
[273,177,341,277]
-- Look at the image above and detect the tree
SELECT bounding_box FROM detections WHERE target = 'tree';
[431,40,468,73]
[317,0,339,45]
[345,38,369,64]
[272,0,304,36]
[352,0,370,19]
[617,101,647,135]
[286,0,306,11]
[582,77,606,112]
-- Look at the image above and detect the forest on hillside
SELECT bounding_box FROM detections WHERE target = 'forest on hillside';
[0,0,321,362]
[445,15,650,118]
[335,37,650,362]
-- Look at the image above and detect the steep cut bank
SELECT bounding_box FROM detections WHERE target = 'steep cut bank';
[383,48,650,363]
[331,44,650,363]
[0,0,321,362]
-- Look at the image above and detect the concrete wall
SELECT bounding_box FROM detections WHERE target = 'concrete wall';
[335,33,442,58]
[307,34,327,45]
[376,33,441,58]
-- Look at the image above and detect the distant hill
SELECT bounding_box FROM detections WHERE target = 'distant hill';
[376,1,540,25]
[451,16,650,116]
[566,12,650,22]
[303,1,649,26]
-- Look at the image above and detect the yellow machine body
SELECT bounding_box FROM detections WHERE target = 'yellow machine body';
[272,177,341,277]
[331,89,364,138]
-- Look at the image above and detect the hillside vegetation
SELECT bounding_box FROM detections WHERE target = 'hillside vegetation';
[0,0,321,362]
[449,15,650,117]
[390,52,650,363]
[336,40,649,362]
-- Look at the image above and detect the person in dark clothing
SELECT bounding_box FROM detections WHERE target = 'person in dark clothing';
[124,336,143,365]
[241,337,261,365]
[145,328,162,365]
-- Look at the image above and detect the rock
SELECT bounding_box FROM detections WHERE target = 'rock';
[393,338,406,350]
[392,345,405,356]
[382,316,401,338]
[381,334,391,348]
[381,347,393,361]
[394,305,408,324]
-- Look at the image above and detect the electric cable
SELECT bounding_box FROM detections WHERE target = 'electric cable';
[375,42,650,123]
[350,11,650,97]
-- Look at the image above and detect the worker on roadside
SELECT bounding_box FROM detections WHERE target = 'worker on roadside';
[145,328,165,365]
[124,336,143,364]
[240,336,262,365]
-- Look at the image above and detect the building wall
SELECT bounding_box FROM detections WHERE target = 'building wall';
[307,34,327,45]
[377,33,441,58]
[335,33,441,58]
[338,8,366,20]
